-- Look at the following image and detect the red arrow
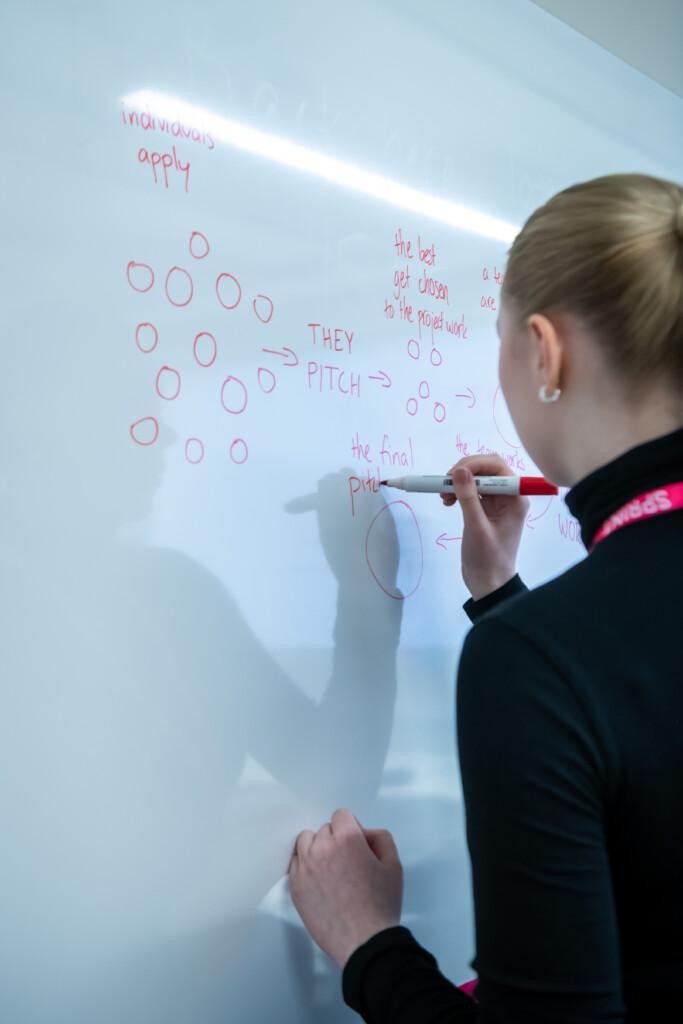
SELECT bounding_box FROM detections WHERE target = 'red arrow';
[455,387,475,408]
[262,346,298,367]
[526,495,554,529]
[436,532,462,550]
[368,370,392,388]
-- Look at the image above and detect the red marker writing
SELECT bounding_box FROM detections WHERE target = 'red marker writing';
[380,475,558,496]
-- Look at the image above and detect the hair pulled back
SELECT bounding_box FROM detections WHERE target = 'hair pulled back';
[503,173,683,394]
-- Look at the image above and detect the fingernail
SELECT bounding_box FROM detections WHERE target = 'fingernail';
[454,468,469,484]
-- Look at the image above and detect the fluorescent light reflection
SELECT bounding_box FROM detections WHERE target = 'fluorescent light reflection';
[123,89,519,243]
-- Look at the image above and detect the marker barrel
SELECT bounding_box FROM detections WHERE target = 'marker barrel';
[381,475,558,496]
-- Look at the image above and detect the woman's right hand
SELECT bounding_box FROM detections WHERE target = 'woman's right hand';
[442,455,529,601]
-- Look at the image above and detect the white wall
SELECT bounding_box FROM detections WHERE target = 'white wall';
[532,0,683,97]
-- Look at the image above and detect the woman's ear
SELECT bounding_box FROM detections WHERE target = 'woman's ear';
[527,313,564,387]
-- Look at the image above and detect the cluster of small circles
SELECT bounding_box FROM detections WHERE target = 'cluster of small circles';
[127,231,277,465]
[406,377,447,423]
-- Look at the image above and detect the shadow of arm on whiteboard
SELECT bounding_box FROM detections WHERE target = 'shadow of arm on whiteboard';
[246,468,403,810]
[112,465,402,821]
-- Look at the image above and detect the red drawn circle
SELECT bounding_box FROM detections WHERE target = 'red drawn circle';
[252,294,274,324]
[434,401,446,423]
[418,380,430,399]
[430,346,443,367]
[215,272,242,310]
[155,365,181,400]
[221,375,248,414]
[193,331,217,367]
[135,322,158,354]
[185,438,205,464]
[126,261,155,293]
[407,339,420,361]
[229,438,249,464]
[257,367,277,394]
[365,500,423,601]
[165,266,194,307]
[406,397,418,416]
[130,416,159,446]
[189,231,210,259]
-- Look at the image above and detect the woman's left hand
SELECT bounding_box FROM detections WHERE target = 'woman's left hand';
[287,807,404,969]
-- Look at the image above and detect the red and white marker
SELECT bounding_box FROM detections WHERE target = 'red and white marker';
[380,475,558,496]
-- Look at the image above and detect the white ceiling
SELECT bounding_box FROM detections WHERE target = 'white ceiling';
[531,0,683,97]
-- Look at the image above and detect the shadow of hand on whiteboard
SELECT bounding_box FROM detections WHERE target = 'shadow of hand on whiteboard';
[282,469,403,805]
[0,323,404,1024]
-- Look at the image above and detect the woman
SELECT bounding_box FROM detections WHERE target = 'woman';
[287,173,683,1022]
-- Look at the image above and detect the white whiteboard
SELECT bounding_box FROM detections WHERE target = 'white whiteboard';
[1,1,681,1022]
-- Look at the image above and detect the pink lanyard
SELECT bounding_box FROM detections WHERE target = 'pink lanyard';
[589,482,683,552]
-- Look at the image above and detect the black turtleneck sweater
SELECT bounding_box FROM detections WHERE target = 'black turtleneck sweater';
[342,427,683,1024]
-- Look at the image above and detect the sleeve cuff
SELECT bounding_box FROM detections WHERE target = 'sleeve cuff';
[463,573,528,623]
[342,926,436,1015]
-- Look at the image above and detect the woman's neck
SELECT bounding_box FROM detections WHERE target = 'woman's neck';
[565,388,683,485]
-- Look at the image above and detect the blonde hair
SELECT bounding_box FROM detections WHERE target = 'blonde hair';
[502,173,683,394]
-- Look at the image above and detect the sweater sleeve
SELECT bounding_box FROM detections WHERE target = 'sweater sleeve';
[342,925,478,1023]
[462,575,528,623]
[456,617,625,1023]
